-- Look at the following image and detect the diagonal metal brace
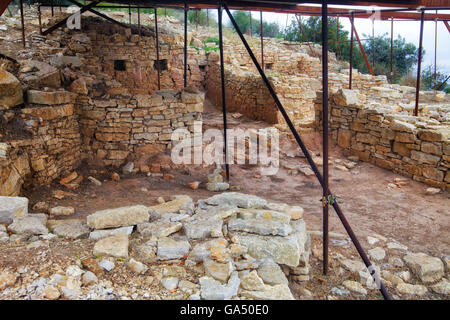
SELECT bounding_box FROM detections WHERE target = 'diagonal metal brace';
[41,1,99,35]
[223,2,392,301]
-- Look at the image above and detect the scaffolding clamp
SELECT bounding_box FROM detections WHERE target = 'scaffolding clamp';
[322,194,340,207]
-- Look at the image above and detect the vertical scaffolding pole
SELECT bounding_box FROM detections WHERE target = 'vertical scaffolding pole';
[196,9,198,30]
[207,9,209,27]
[184,2,188,88]
[415,10,425,117]
[321,1,329,276]
[224,4,391,300]
[434,11,438,91]
[349,12,354,89]
[260,10,264,71]
[390,17,394,84]
[372,18,375,71]
[336,15,339,62]
[155,7,161,91]
[218,3,230,181]
[20,0,25,49]
[51,0,54,17]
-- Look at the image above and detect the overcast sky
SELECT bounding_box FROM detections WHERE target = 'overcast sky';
[226,5,450,74]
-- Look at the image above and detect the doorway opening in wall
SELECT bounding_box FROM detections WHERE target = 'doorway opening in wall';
[114,60,127,71]
[154,59,168,71]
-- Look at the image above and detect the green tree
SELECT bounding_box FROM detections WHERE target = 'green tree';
[421,65,450,93]
[363,33,420,83]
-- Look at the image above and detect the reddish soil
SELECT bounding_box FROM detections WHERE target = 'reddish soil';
[23,101,450,259]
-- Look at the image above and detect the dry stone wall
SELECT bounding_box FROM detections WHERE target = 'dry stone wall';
[78,89,204,167]
[0,90,82,196]
[315,89,450,191]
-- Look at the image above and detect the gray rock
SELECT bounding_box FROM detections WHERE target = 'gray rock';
[148,195,194,215]
[87,205,149,229]
[241,283,294,300]
[183,216,223,240]
[257,259,289,286]
[53,220,90,239]
[206,182,230,192]
[127,258,148,274]
[204,258,234,283]
[49,206,75,216]
[81,271,98,286]
[98,260,115,271]
[231,221,308,268]
[93,233,129,258]
[403,252,444,283]
[0,196,28,225]
[7,216,48,235]
[200,271,240,300]
[161,277,179,291]
[228,218,292,236]
[431,278,450,295]
[368,247,386,261]
[240,270,266,291]
[203,192,267,209]
[137,220,182,238]
[89,226,134,240]
[132,241,157,263]
[60,286,80,299]
[157,237,191,260]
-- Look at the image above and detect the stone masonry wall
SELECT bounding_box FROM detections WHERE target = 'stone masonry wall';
[315,89,450,191]
[0,90,82,196]
[77,18,207,94]
[77,88,204,167]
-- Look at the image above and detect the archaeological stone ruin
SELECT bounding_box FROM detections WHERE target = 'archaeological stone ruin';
[0,2,449,301]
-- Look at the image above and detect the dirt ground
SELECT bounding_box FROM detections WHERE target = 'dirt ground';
[23,99,450,258]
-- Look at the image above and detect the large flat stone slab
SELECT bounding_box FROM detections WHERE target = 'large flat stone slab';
[148,195,194,215]
[0,69,23,110]
[93,233,129,258]
[404,253,444,283]
[52,220,90,239]
[89,226,134,240]
[0,196,28,225]
[87,205,149,229]
[228,218,292,236]
[201,192,267,209]
[7,216,48,235]
[157,237,191,260]
[200,271,240,300]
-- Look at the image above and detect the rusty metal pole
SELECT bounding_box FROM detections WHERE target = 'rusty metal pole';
[390,17,394,84]
[184,2,188,88]
[322,1,329,276]
[155,7,160,91]
[218,2,230,181]
[349,12,354,89]
[224,4,391,300]
[434,11,437,91]
[38,4,42,35]
[19,0,25,48]
[415,10,425,117]
[372,18,375,71]
[336,14,339,62]
[349,16,373,75]
[260,10,263,71]
[51,0,54,17]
